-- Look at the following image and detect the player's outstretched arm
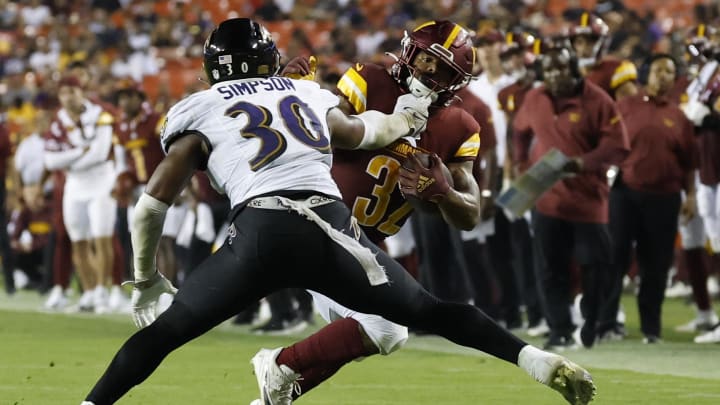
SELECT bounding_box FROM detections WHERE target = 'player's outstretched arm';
[127,134,207,327]
[329,93,431,150]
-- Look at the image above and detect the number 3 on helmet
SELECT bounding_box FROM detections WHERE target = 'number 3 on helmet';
[203,18,281,84]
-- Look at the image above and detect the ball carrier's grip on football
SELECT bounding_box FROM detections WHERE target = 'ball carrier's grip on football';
[398,152,454,205]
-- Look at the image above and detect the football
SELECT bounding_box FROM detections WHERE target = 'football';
[401,152,454,213]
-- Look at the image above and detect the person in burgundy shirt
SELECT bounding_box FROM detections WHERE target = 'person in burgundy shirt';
[513,43,630,349]
[496,28,549,334]
[0,115,15,295]
[113,80,165,287]
[600,54,699,343]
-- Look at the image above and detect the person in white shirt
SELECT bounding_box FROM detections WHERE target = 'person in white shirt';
[44,76,117,313]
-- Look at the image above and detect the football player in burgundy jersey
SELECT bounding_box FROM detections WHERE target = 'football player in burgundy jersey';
[269,20,480,397]
[254,21,593,405]
[679,25,720,343]
[671,24,720,336]
[566,12,638,101]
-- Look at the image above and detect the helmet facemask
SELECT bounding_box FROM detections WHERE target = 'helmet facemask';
[393,27,473,106]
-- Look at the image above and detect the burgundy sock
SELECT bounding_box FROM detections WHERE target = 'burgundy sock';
[685,248,711,310]
[276,318,373,397]
[111,236,125,285]
[54,232,73,289]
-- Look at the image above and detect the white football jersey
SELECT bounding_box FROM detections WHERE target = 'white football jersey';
[161,77,342,207]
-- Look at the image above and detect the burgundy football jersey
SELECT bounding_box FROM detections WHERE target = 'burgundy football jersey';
[114,103,165,184]
[334,63,480,242]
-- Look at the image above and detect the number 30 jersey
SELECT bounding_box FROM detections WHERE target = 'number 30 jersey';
[160,77,342,207]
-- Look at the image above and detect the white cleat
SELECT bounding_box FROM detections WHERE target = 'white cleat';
[519,346,595,405]
[549,359,596,405]
[93,285,110,314]
[527,319,550,337]
[694,326,720,344]
[108,285,132,313]
[675,313,719,332]
[44,285,69,311]
[251,348,301,405]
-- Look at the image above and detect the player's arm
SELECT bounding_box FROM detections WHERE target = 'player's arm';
[132,135,206,284]
[438,160,481,230]
[328,93,430,150]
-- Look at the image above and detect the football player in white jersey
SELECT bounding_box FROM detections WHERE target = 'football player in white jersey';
[81,18,595,405]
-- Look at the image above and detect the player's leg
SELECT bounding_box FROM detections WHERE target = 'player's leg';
[286,202,594,404]
[572,221,612,348]
[84,233,272,404]
[88,194,117,312]
[597,184,637,338]
[270,290,408,398]
[635,192,681,341]
[531,211,576,348]
[676,213,717,332]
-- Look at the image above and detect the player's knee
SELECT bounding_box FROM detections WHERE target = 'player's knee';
[154,301,203,341]
[359,320,408,355]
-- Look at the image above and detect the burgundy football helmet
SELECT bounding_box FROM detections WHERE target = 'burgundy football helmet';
[565,12,609,68]
[500,30,539,64]
[391,20,475,105]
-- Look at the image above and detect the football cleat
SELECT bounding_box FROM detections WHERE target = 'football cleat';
[251,348,301,405]
[694,325,720,344]
[675,313,719,332]
[549,359,597,405]
[519,346,595,405]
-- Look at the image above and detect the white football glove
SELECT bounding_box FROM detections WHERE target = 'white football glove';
[394,93,432,137]
[681,99,711,126]
[123,271,178,328]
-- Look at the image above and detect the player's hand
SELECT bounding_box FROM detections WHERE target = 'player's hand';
[398,153,451,203]
[124,271,178,328]
[394,93,431,137]
[281,56,317,81]
[681,99,711,126]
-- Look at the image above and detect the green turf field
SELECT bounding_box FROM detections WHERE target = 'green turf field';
[1,290,719,404]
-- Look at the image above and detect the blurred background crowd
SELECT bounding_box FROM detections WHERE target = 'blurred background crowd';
[1,0,720,348]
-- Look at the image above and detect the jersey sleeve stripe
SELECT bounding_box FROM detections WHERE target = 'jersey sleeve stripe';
[337,68,368,113]
[454,132,480,158]
[610,61,638,89]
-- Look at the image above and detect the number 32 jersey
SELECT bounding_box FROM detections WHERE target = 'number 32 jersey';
[160,77,342,207]
[333,63,481,243]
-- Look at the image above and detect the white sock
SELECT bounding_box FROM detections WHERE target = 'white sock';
[517,345,562,385]
[81,402,95,405]
[698,309,717,322]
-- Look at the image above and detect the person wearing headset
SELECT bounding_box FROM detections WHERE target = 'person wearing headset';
[512,40,630,350]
